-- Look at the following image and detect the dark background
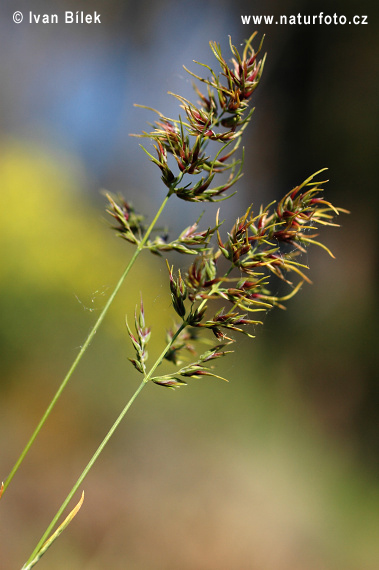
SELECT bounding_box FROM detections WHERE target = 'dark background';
[0,0,378,568]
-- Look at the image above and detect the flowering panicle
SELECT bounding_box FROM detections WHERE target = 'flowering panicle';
[118,35,347,390]
[11,33,349,570]
[132,33,266,202]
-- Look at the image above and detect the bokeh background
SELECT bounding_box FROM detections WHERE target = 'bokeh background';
[1,0,378,568]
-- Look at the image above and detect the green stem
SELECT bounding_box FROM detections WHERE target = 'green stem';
[23,377,147,566]
[3,191,172,495]
[23,322,187,567]
[21,260,229,566]
[144,321,187,381]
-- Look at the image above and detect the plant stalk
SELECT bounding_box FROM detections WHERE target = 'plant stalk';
[3,190,172,495]
[23,322,187,567]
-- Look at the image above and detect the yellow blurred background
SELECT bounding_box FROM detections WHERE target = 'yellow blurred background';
[0,1,378,569]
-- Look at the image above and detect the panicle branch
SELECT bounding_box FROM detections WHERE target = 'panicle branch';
[132,33,266,203]
[163,170,346,354]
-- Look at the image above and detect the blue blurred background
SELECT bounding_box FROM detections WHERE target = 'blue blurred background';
[0,0,378,568]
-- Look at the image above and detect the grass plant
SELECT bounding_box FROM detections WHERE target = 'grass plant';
[0,33,346,568]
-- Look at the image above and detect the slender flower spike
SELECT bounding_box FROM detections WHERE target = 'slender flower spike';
[151,343,233,389]
[186,255,219,298]
[186,305,208,326]
[198,344,234,363]
[197,308,261,341]
[125,298,151,375]
[106,193,146,246]
[153,140,176,185]
[167,261,187,319]
[151,376,188,389]
[146,216,220,256]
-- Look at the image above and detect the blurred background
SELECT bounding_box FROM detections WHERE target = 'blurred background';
[0,0,378,568]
